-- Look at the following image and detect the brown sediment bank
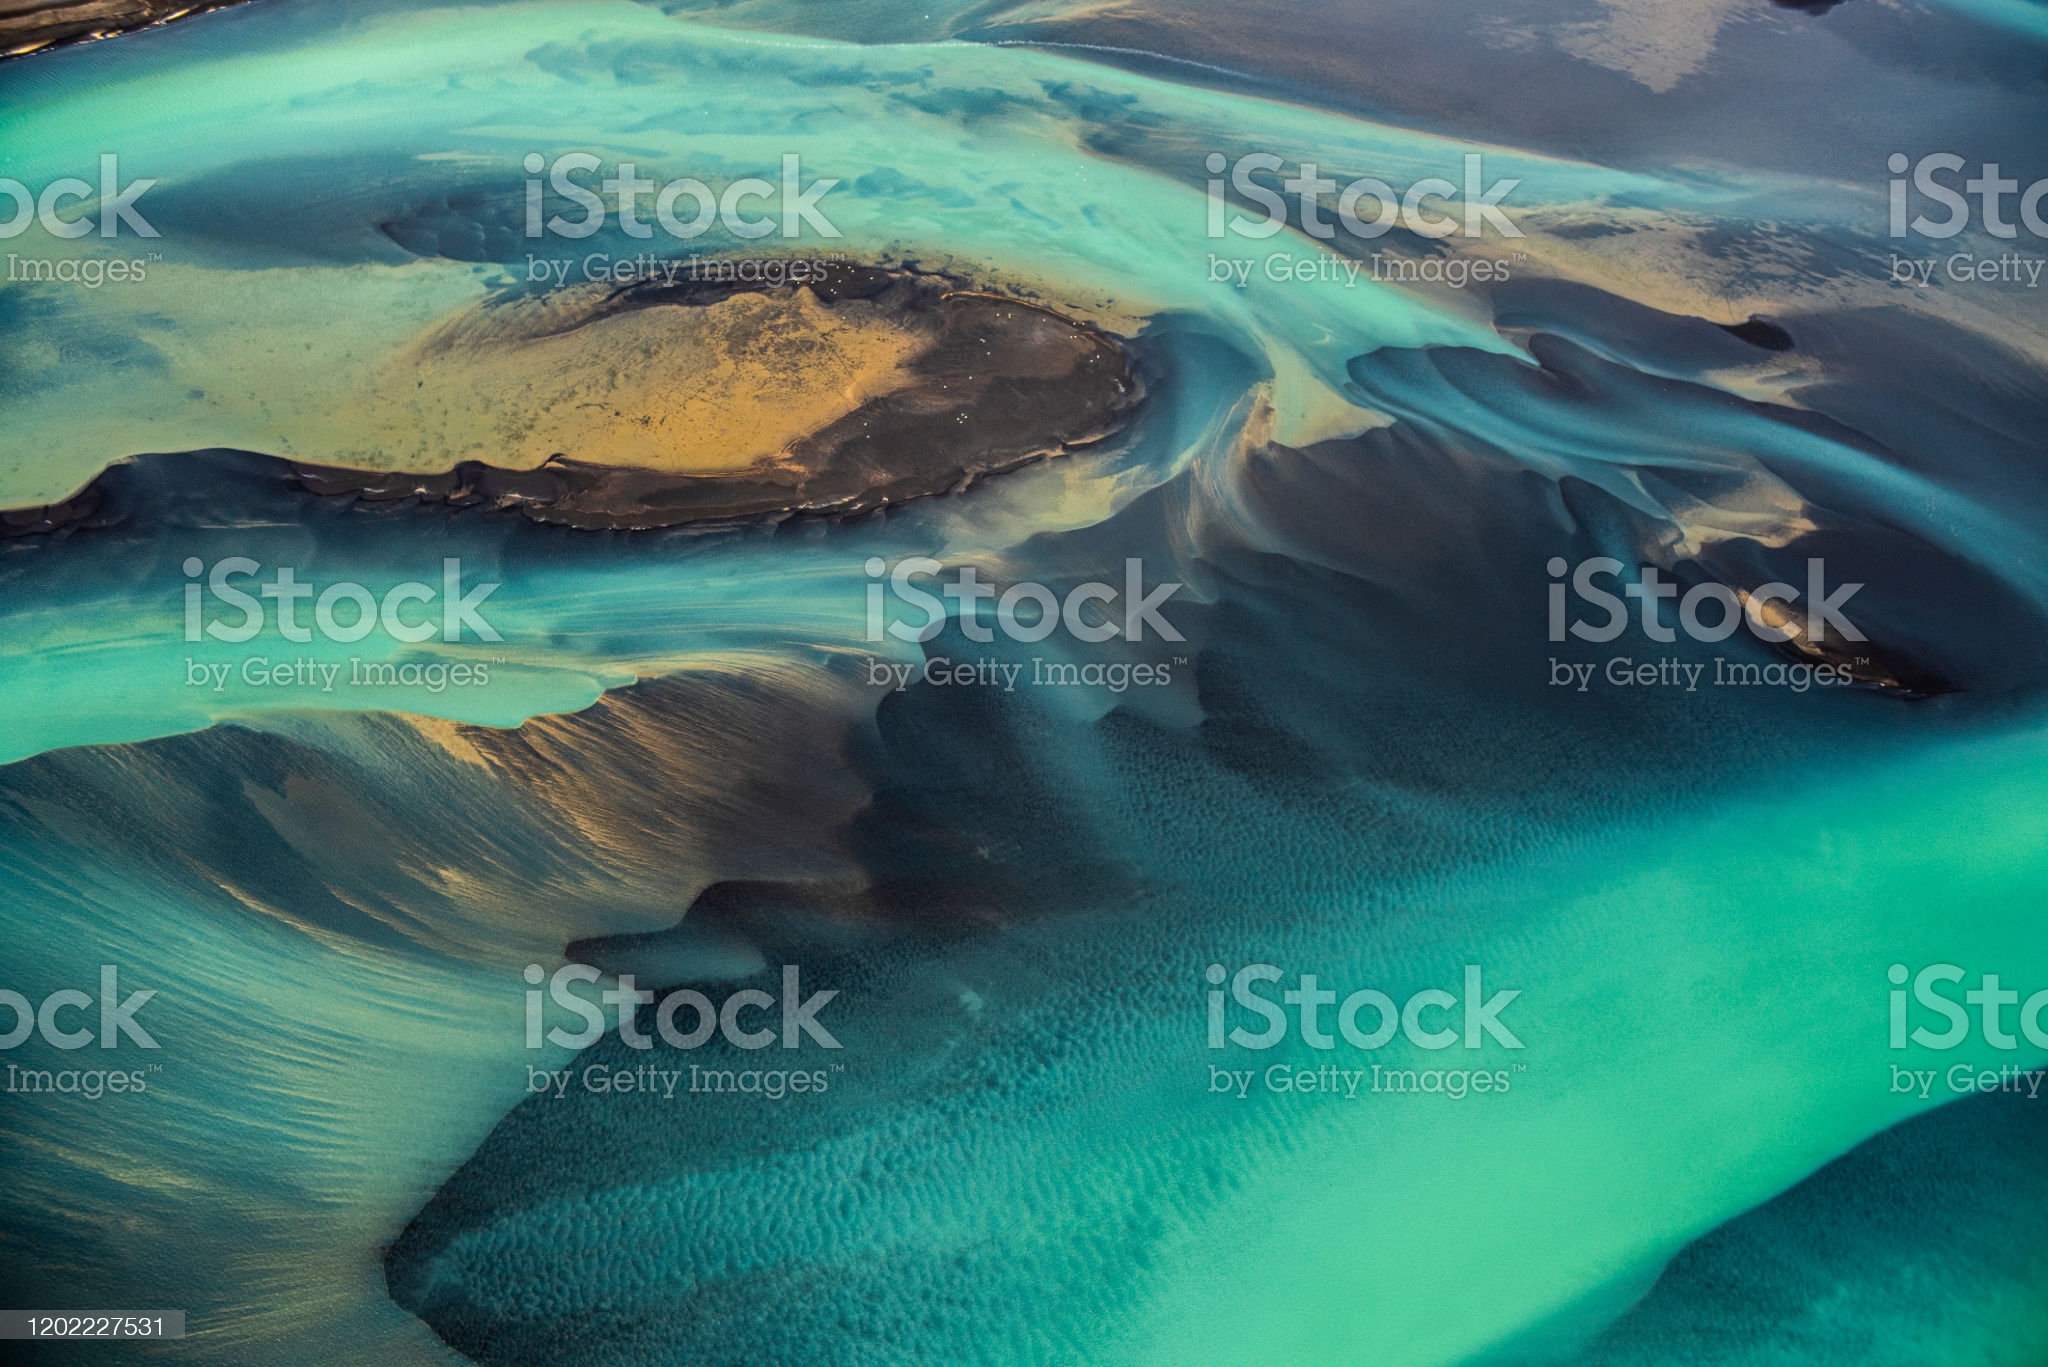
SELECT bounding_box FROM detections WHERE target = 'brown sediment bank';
[3,265,1141,533]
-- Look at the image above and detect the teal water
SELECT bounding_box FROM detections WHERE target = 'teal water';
[1,1,2046,1364]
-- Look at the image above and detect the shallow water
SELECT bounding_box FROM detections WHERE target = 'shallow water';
[1,1,2046,1363]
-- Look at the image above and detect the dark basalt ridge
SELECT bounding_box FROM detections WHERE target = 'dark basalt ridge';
[0,0,247,58]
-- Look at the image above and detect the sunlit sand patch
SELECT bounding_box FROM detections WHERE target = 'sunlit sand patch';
[369,280,932,477]
[1557,0,1749,94]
